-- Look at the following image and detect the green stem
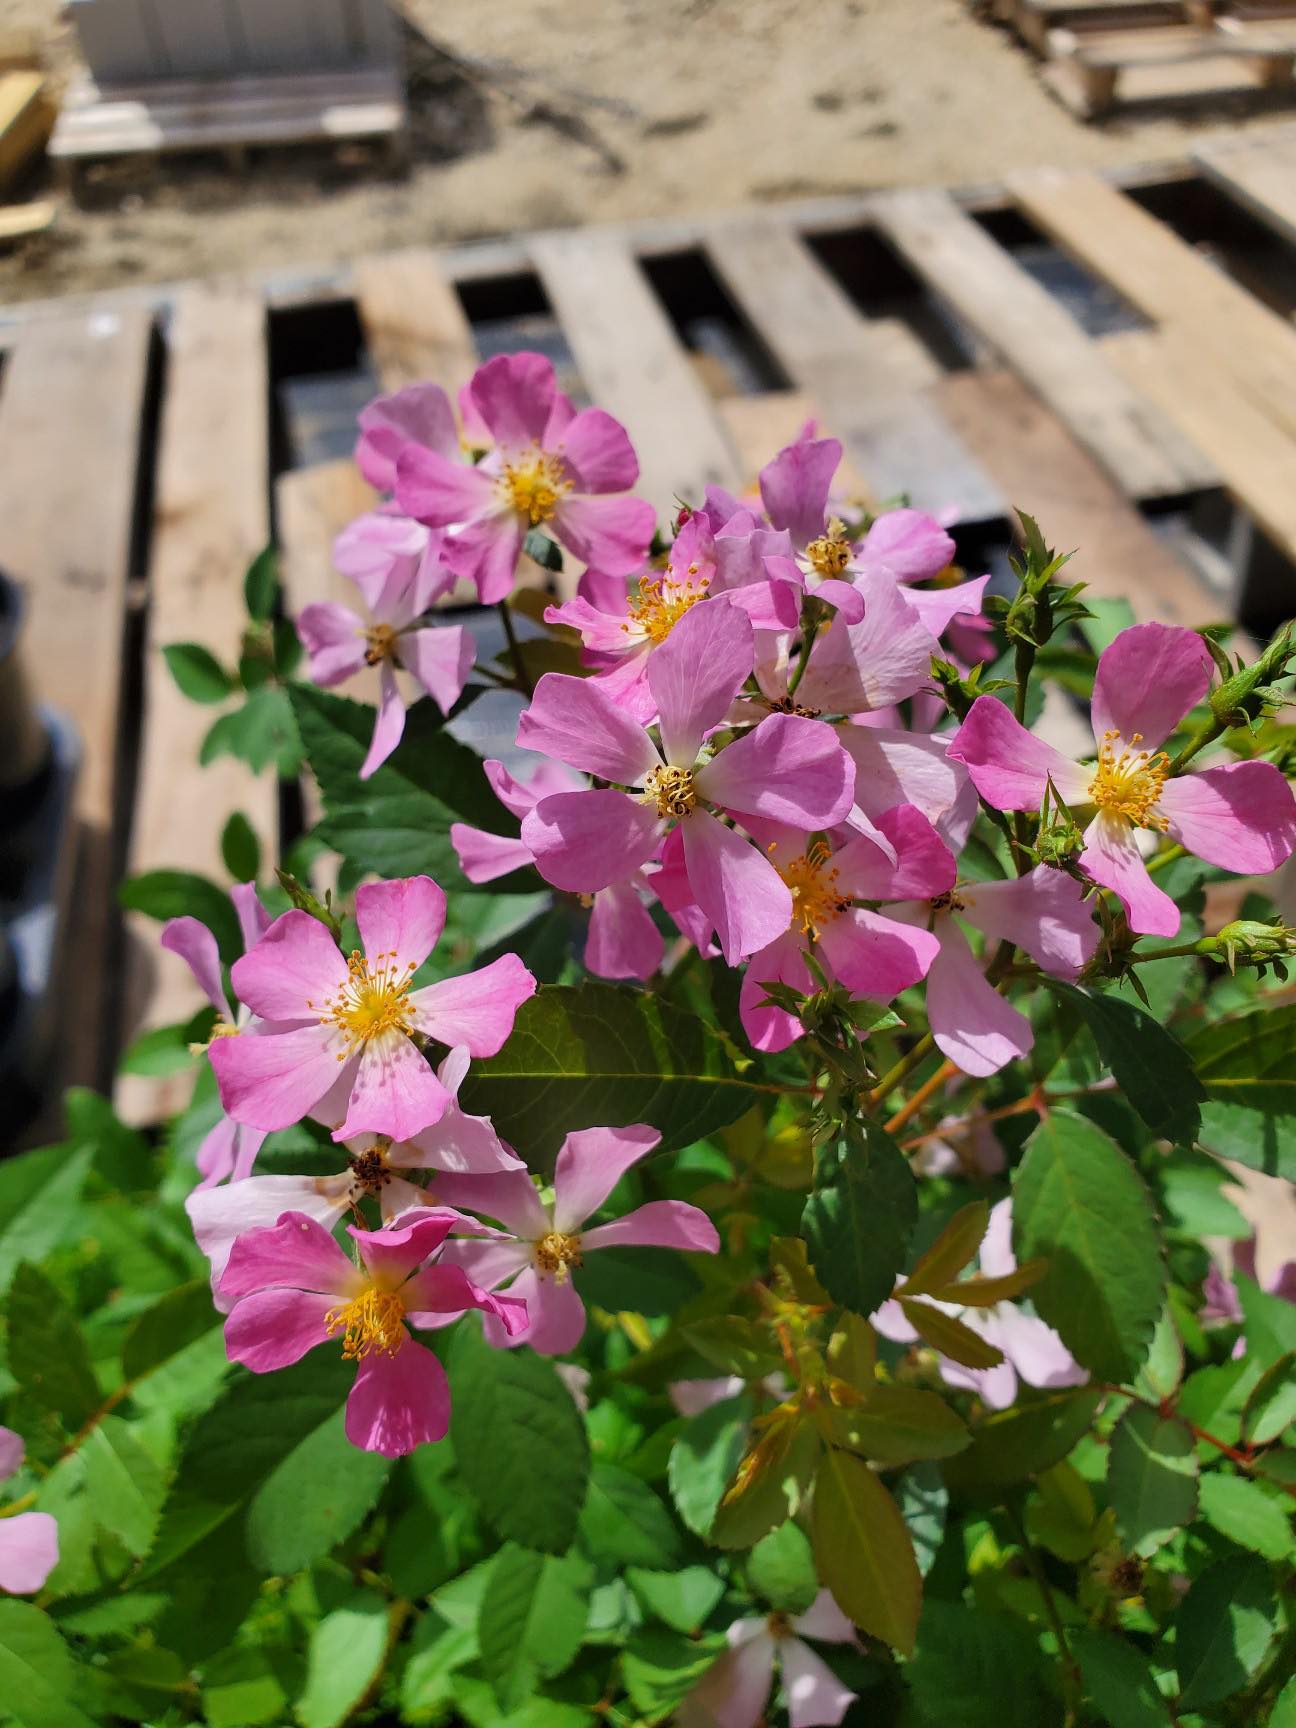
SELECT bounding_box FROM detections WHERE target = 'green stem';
[786,613,823,699]
[1146,843,1186,876]
[1167,719,1224,775]
[1007,1506,1081,1725]
[498,601,534,698]
[867,1034,936,1112]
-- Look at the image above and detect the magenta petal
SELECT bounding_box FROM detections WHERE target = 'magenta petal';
[780,1637,857,1728]
[355,875,447,976]
[832,804,956,902]
[395,443,496,528]
[898,572,991,640]
[486,756,579,818]
[442,509,526,605]
[225,1287,336,1372]
[430,1169,550,1238]
[400,623,475,715]
[511,1268,588,1356]
[1081,812,1179,937]
[350,1209,457,1281]
[160,915,230,1019]
[819,908,939,1000]
[194,1115,239,1189]
[740,929,816,1053]
[299,600,369,688]
[451,823,535,884]
[517,671,660,784]
[648,600,755,768]
[552,492,656,578]
[335,1031,449,1142]
[403,1263,530,1336]
[345,1338,450,1456]
[840,725,978,846]
[357,381,459,490]
[0,1513,59,1595]
[410,953,536,1056]
[231,910,348,1023]
[759,436,840,547]
[697,714,854,829]
[360,659,407,780]
[552,1123,661,1232]
[209,1023,351,1131]
[557,407,640,492]
[797,575,939,714]
[682,809,793,966]
[960,866,1099,978]
[230,881,272,952]
[1092,621,1213,751]
[469,352,557,449]
[584,880,665,981]
[1158,761,1296,874]
[947,697,1091,813]
[927,920,1033,1077]
[523,790,662,893]
[188,1177,351,1297]
[220,1209,355,1300]
[581,1199,719,1255]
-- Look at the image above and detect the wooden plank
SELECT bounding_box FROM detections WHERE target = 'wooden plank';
[117,286,275,1124]
[936,366,1229,623]
[706,215,1005,524]
[0,198,55,243]
[1193,127,1296,248]
[873,186,1214,499]
[0,71,53,192]
[717,389,871,506]
[0,307,153,1097]
[354,246,478,395]
[531,229,743,521]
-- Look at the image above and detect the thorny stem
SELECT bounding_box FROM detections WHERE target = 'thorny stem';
[498,600,535,698]
[1008,1506,1081,1726]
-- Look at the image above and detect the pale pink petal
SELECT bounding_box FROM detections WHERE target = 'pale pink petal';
[334,512,426,616]
[503,1267,587,1355]
[584,880,665,980]
[789,1592,858,1646]
[335,1030,450,1143]
[809,577,866,623]
[350,1210,458,1282]
[469,352,557,449]
[230,1125,268,1185]
[400,624,475,715]
[209,1023,353,1131]
[780,1638,857,1728]
[360,659,407,780]
[220,1209,355,1300]
[898,572,991,640]
[585,646,656,726]
[516,672,661,784]
[959,866,1099,978]
[187,1175,352,1298]
[230,881,272,952]
[740,929,816,1053]
[1157,762,1296,874]
[298,601,369,687]
[1080,812,1178,937]
[230,910,348,1022]
[759,436,840,547]
[429,1168,549,1238]
[697,714,854,829]
[356,382,459,491]
[345,1339,450,1457]
[225,1287,336,1372]
[581,1199,720,1254]
[797,574,939,714]
[355,875,447,976]
[717,575,802,633]
[395,444,497,528]
[682,809,793,966]
[442,508,527,605]
[552,492,656,577]
[544,592,635,653]
[819,907,939,999]
[1092,622,1213,751]
[939,1349,1019,1411]
[160,915,230,1019]
[556,407,640,492]
[980,1197,1016,1280]
[832,804,956,902]
[648,600,755,769]
[927,920,1033,1077]
[523,790,662,893]
[451,824,536,884]
[439,1234,536,1288]
[681,1635,775,1728]
[398,1061,520,1175]
[0,1428,22,1481]
[669,1376,745,1416]
[578,568,633,612]
[992,1307,1086,1391]
[947,697,1091,812]
[485,756,580,819]
[870,1299,918,1344]
[552,1123,661,1232]
[840,725,977,847]
[194,1115,239,1189]
[0,1513,59,1595]
[409,954,535,1057]
[858,508,954,581]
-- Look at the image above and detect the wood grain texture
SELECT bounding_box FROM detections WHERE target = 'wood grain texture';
[354,245,478,396]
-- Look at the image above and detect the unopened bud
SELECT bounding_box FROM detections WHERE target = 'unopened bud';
[1211,918,1296,976]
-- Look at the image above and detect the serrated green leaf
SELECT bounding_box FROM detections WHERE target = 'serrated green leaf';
[683,1317,784,1380]
[578,1461,682,1569]
[1108,1404,1198,1557]
[0,1601,97,1728]
[829,1384,969,1463]
[5,1264,100,1428]
[667,1393,751,1540]
[1053,983,1202,1144]
[162,641,234,704]
[477,1544,592,1712]
[0,1145,93,1298]
[1072,1627,1171,1728]
[202,684,301,776]
[801,1126,917,1317]
[78,1416,166,1557]
[908,1602,1052,1728]
[201,1646,292,1728]
[1197,1471,1293,1560]
[812,1447,920,1654]
[116,1022,196,1078]
[896,1461,948,1576]
[246,1402,391,1574]
[121,1280,220,1383]
[1133,1306,1183,1403]
[1027,1461,1096,1562]
[747,1520,817,1614]
[1174,1553,1279,1709]
[296,1587,389,1728]
[902,1201,989,1296]
[1013,1110,1165,1381]
[621,1625,727,1718]
[1241,1351,1296,1447]
[1187,1003,1296,1180]
[626,1565,724,1635]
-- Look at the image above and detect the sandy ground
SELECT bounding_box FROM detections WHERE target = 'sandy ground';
[0,0,1292,303]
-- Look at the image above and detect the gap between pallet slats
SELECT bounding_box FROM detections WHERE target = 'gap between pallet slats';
[1192,128,1296,249]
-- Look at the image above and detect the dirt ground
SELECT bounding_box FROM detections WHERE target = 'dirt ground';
[0,0,1292,304]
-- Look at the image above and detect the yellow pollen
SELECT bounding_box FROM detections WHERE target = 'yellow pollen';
[643,764,698,820]
[805,519,852,579]
[622,568,711,645]
[776,839,848,939]
[325,1284,406,1360]
[1087,730,1170,830]
[317,948,416,1057]
[364,623,398,666]
[497,448,572,525]
[533,1230,583,1282]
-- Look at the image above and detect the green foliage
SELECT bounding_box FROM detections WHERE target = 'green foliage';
[812,1447,921,1655]
[118,868,244,963]
[0,1601,96,1728]
[219,811,261,882]
[1107,1404,1198,1557]
[1187,1002,1296,1180]
[800,1124,917,1316]
[1052,983,1203,1144]
[477,1544,592,1710]
[163,642,235,705]
[1173,1554,1279,1709]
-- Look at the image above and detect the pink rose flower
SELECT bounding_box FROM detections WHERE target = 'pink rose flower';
[0,1427,58,1595]
[948,622,1296,936]
[209,875,535,1141]
[679,1593,858,1728]
[355,381,460,495]
[220,1210,527,1457]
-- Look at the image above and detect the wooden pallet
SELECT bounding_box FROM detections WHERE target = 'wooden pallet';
[1043,21,1296,115]
[4,147,1295,1136]
[997,0,1213,54]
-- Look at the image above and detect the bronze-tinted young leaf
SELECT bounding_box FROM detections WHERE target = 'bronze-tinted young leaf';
[825,1313,877,1392]
[828,1386,969,1465]
[900,1299,1005,1370]
[709,1410,821,1551]
[924,1261,1046,1308]
[812,1448,921,1654]
[901,1202,989,1297]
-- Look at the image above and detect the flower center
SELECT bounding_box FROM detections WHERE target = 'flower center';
[349,1138,393,1198]
[498,449,572,525]
[643,764,698,819]
[316,949,416,1056]
[1087,731,1170,829]
[623,564,710,646]
[533,1230,583,1281]
[930,889,967,914]
[325,1284,406,1359]
[805,519,852,579]
[778,840,848,939]
[364,623,398,665]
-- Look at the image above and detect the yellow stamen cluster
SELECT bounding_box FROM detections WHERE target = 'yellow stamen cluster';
[1087,730,1170,830]
[325,1285,406,1360]
[644,764,698,819]
[314,949,416,1058]
[777,839,849,939]
[623,562,711,645]
[364,622,398,666]
[533,1230,583,1282]
[805,518,852,579]
[498,448,572,525]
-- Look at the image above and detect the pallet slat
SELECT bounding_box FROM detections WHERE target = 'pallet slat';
[354,246,478,397]
[705,215,1005,523]
[873,186,1214,499]
[1193,127,1296,247]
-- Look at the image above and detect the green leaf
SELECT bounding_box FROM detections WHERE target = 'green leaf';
[578,1462,683,1569]
[116,1022,197,1078]
[1242,1351,1296,1446]
[901,1200,989,1295]
[746,1520,817,1614]
[220,811,261,882]
[1197,1471,1293,1561]
[477,1544,592,1712]
[1013,1109,1165,1381]
[0,1145,93,1297]
[943,1387,1104,1495]
[626,1566,724,1635]
[162,641,234,704]
[1133,1305,1183,1403]
[683,1317,785,1380]
[296,1588,389,1728]
[201,1646,292,1728]
[79,1416,166,1556]
[5,1264,100,1428]
[667,1393,751,1540]
[1052,983,1202,1144]
[812,1447,920,1654]
[708,1413,820,1551]
[829,1385,969,1464]
[896,1462,948,1576]
[1072,1627,1171,1728]
[900,1298,1004,1370]
[202,684,301,776]
[1174,1553,1279,1709]
[460,983,763,1165]
[243,545,278,621]
[1274,1675,1296,1728]
[0,1601,97,1728]
[621,1626,727,1719]
[1187,1002,1296,1180]
[1108,1404,1198,1557]
[522,530,564,572]
[449,1320,590,1554]
[246,1402,391,1574]
[118,868,243,965]
[909,1603,1052,1728]
[121,1279,220,1383]
[801,1126,917,1317]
